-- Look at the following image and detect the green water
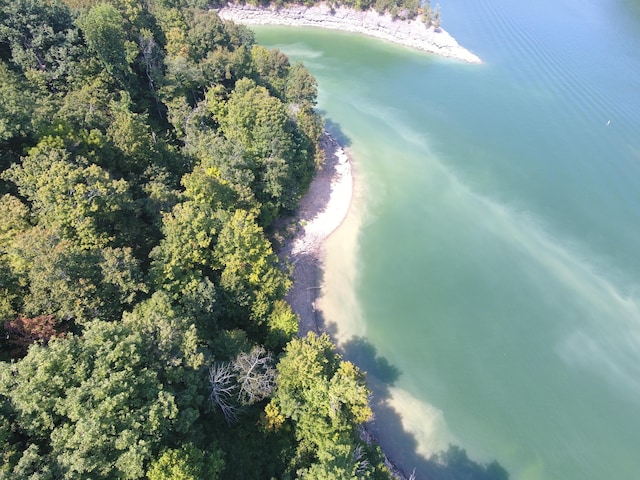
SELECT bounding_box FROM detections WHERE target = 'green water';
[254,1,640,478]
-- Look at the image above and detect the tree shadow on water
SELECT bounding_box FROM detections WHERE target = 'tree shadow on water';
[339,335,510,480]
[341,336,401,384]
[317,113,352,147]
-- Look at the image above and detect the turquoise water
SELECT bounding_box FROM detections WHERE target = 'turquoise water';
[254,1,640,478]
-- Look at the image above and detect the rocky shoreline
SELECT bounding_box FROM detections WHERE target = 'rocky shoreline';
[217,2,482,64]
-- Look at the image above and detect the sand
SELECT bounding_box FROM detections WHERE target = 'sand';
[278,133,353,336]
[277,135,413,479]
[217,2,482,64]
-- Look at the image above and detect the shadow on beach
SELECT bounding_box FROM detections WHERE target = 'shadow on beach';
[339,336,511,480]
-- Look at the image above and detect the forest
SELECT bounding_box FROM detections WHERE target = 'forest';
[0,0,392,478]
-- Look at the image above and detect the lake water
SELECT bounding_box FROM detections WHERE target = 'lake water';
[253,0,640,478]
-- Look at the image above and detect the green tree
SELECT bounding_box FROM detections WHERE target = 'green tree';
[266,333,374,477]
[106,92,158,175]
[422,1,442,29]
[214,209,291,329]
[149,200,222,298]
[77,4,129,81]
[122,291,209,435]
[147,443,224,480]
[432,4,442,29]
[0,62,34,148]
[250,44,290,99]
[285,62,317,107]
[181,159,238,211]
[219,78,303,220]
[3,141,132,249]
[0,320,180,478]
[186,10,232,62]
[6,230,145,325]
[265,299,298,350]
[56,72,115,131]
[0,0,83,90]
[0,195,29,320]
[184,126,257,211]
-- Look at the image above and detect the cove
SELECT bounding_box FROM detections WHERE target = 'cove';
[254,0,640,478]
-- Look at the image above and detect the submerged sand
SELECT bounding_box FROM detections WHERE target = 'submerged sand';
[278,135,415,479]
[217,2,482,64]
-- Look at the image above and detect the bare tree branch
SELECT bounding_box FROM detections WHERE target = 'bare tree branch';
[209,346,276,424]
[233,346,276,406]
[209,362,240,425]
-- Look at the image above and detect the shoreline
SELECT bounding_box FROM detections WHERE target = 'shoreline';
[277,133,410,479]
[217,2,482,64]
[278,132,352,336]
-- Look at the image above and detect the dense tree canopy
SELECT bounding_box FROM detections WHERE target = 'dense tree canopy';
[0,0,389,478]
[266,333,376,478]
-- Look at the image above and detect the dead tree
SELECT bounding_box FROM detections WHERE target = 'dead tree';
[234,345,276,406]
[208,361,239,425]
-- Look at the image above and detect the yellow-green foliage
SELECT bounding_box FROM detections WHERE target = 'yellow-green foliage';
[0,0,387,478]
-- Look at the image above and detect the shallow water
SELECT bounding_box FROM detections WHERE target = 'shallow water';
[254,1,640,478]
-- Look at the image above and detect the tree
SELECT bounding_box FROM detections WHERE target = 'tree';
[285,62,317,107]
[0,194,30,321]
[0,256,21,323]
[147,443,224,480]
[219,78,302,219]
[149,200,222,298]
[265,299,298,350]
[56,72,115,131]
[266,332,375,477]
[106,92,158,175]
[3,314,64,358]
[0,321,180,478]
[209,344,276,424]
[77,4,129,82]
[0,194,30,249]
[422,1,442,29]
[181,159,238,211]
[186,10,231,63]
[214,209,291,328]
[122,291,206,377]
[0,0,83,90]
[5,229,146,325]
[431,4,442,29]
[234,345,276,406]
[122,292,209,436]
[209,361,240,425]
[183,127,257,211]
[3,142,133,249]
[0,62,34,148]
[250,45,290,98]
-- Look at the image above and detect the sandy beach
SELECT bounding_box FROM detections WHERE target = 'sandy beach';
[217,2,482,64]
[277,134,413,479]
[278,133,353,336]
